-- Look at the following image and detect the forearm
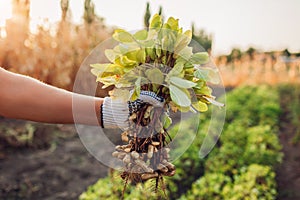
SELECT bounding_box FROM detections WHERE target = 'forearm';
[0,68,103,125]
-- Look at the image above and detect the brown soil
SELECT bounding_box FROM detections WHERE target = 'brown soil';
[276,91,300,199]
[0,119,108,200]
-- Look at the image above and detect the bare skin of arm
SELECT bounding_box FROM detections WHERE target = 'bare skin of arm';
[0,67,103,126]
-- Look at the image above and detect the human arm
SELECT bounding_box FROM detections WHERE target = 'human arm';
[0,67,163,127]
[0,67,103,125]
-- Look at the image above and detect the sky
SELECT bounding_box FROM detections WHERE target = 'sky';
[0,0,300,55]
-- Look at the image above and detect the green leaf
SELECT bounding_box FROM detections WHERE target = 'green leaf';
[135,76,141,95]
[194,67,220,84]
[120,56,137,67]
[178,106,191,112]
[136,49,146,63]
[184,61,194,69]
[146,47,156,60]
[165,17,179,31]
[149,14,162,30]
[190,52,210,64]
[145,68,164,85]
[194,68,209,81]
[104,49,118,62]
[184,30,192,40]
[194,85,212,96]
[176,46,193,60]
[168,62,184,77]
[174,30,192,54]
[90,63,110,70]
[90,63,123,77]
[203,96,225,107]
[192,101,208,112]
[162,113,172,129]
[193,79,205,89]
[162,32,176,52]
[133,30,148,40]
[109,89,130,101]
[130,77,141,101]
[170,77,197,88]
[112,29,134,43]
[169,85,191,107]
[155,47,162,58]
[99,76,119,88]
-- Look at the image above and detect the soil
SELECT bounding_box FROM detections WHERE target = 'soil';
[276,91,300,200]
[0,119,109,200]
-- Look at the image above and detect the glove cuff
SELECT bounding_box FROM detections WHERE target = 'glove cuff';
[139,91,164,107]
[101,97,129,129]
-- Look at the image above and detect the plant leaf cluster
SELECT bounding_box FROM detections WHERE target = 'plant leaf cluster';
[91,14,223,112]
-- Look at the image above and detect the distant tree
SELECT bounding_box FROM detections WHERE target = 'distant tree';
[246,47,256,60]
[227,48,242,63]
[282,48,291,57]
[144,2,151,29]
[190,23,213,53]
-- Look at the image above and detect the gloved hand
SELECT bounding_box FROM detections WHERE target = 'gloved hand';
[101,91,164,129]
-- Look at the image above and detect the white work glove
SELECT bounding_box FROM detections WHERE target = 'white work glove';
[101,91,164,129]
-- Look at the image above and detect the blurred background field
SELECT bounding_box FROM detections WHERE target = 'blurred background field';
[0,0,300,199]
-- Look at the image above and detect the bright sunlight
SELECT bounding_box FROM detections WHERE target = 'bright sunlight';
[0,1,12,27]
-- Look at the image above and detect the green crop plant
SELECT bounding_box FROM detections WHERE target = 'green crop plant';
[90,13,223,197]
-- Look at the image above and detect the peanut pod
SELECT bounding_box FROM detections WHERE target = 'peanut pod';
[157,163,168,173]
[163,147,171,160]
[135,159,154,173]
[151,141,160,146]
[115,144,132,151]
[131,151,140,160]
[141,172,159,181]
[162,169,176,177]
[121,131,129,142]
[112,151,126,160]
[144,106,153,118]
[162,159,175,171]
[131,165,143,173]
[124,148,131,153]
[147,145,154,159]
[123,154,131,164]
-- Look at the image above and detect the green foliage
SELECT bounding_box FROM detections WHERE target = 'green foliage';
[80,85,283,199]
[244,125,282,166]
[246,47,256,60]
[91,13,221,113]
[225,85,281,127]
[205,124,282,175]
[227,48,243,62]
[180,173,232,200]
[228,164,277,200]
[191,23,213,52]
[181,85,282,200]
[167,118,209,199]
[181,164,277,200]
[0,122,36,147]
[79,171,169,200]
